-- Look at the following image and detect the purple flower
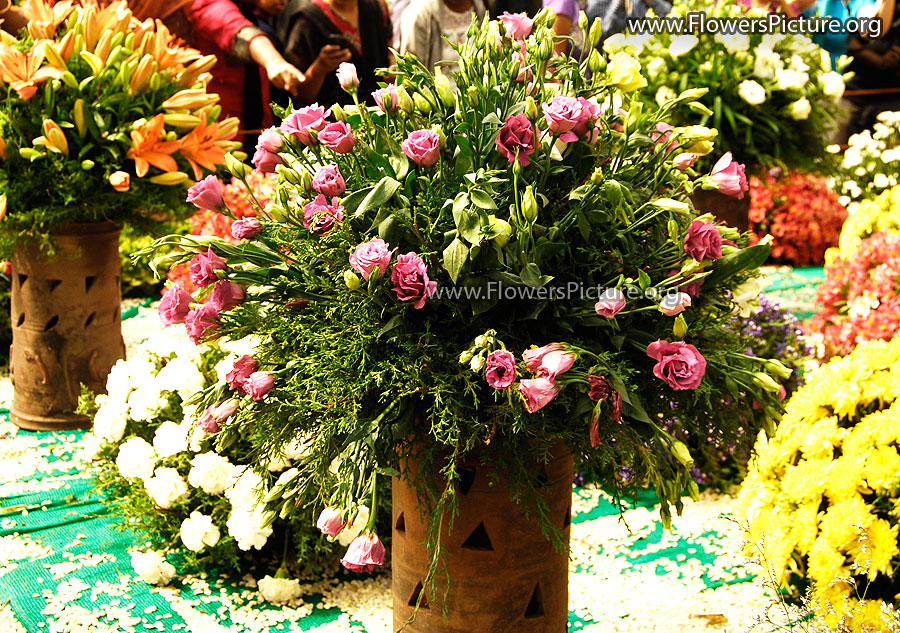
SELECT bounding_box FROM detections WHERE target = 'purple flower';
[226,355,258,390]
[709,152,748,199]
[188,248,227,288]
[158,285,192,326]
[312,164,346,197]
[684,220,724,262]
[280,104,330,145]
[231,218,262,240]
[340,533,385,573]
[542,96,583,142]
[390,252,437,309]
[302,194,344,235]
[186,175,224,210]
[317,507,346,536]
[184,302,220,344]
[318,121,355,154]
[496,114,535,167]
[208,281,244,312]
[349,238,395,280]
[243,371,275,401]
[485,350,516,389]
[401,129,441,167]
[646,340,707,390]
[594,288,626,318]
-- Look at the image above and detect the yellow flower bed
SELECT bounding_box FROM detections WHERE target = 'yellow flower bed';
[738,337,900,631]
[827,185,900,264]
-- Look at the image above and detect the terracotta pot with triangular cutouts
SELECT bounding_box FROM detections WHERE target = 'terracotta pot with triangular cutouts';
[392,442,573,633]
[9,221,125,431]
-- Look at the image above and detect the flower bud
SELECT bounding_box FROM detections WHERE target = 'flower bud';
[673,313,688,338]
[459,350,474,364]
[80,159,94,170]
[466,85,480,107]
[397,86,414,113]
[434,69,455,108]
[344,270,362,290]
[470,354,485,372]
[474,334,488,347]
[276,164,304,186]
[431,124,447,147]
[670,440,693,467]
[149,172,188,185]
[522,185,538,222]
[752,372,782,394]
[765,359,793,380]
[109,170,130,191]
[652,198,689,214]
[332,104,347,121]
[588,49,604,73]
[524,96,538,121]
[225,153,249,178]
[589,17,602,48]
[488,216,512,247]
[413,92,432,114]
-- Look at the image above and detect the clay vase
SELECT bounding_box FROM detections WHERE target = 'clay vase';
[691,189,751,233]
[9,221,126,430]
[392,443,573,633]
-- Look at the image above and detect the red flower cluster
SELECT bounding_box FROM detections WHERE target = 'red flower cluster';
[748,171,847,265]
[808,231,900,358]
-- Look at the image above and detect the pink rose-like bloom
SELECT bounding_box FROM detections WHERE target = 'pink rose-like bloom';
[659,291,692,316]
[391,252,437,309]
[350,237,395,280]
[518,377,561,413]
[257,126,283,153]
[208,281,245,312]
[572,97,603,142]
[341,533,386,573]
[499,11,533,39]
[158,285,192,326]
[312,164,346,197]
[303,194,345,235]
[594,287,626,318]
[196,405,221,434]
[317,507,347,536]
[189,248,227,288]
[372,86,399,113]
[651,122,678,151]
[496,114,536,167]
[684,220,724,262]
[542,96,583,142]
[252,127,285,173]
[226,355,258,390]
[231,217,262,240]
[318,121,355,154]
[537,350,575,380]
[184,302,220,344]
[485,349,516,389]
[280,104,331,145]
[709,152,748,199]
[336,62,359,93]
[197,399,240,433]
[401,129,441,167]
[523,343,564,373]
[243,371,275,401]
[186,175,224,211]
[673,152,698,170]
[646,340,707,390]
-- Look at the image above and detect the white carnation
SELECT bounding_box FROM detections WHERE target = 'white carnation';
[130,550,176,586]
[80,433,104,461]
[738,80,766,106]
[753,46,783,80]
[715,33,749,52]
[153,421,189,459]
[789,53,809,73]
[776,68,808,91]
[127,357,159,385]
[127,386,168,423]
[821,71,845,100]
[257,576,301,604]
[155,357,206,402]
[668,35,698,57]
[144,467,189,509]
[226,505,273,551]
[282,436,313,461]
[93,398,129,443]
[105,360,132,403]
[225,467,264,508]
[179,511,221,552]
[214,355,238,383]
[116,437,157,480]
[188,452,238,495]
[646,56,666,80]
[220,335,262,357]
[788,98,811,120]
[874,173,890,189]
[337,505,370,547]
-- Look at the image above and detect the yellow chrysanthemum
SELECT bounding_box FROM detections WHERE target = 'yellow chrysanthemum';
[820,495,875,550]
[799,417,840,460]
[826,455,865,501]
[782,459,830,503]
[865,447,900,492]
[858,519,900,580]
[808,537,848,586]
[791,499,820,553]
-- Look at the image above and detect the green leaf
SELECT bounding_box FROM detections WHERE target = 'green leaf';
[469,188,497,210]
[455,207,483,244]
[576,213,590,241]
[346,176,401,218]
[520,263,545,288]
[482,112,502,126]
[704,244,771,286]
[454,134,474,157]
[443,237,469,283]
[377,315,404,340]
[638,269,651,291]
[375,126,409,181]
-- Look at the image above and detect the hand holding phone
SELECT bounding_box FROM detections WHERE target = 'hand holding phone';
[326,33,354,50]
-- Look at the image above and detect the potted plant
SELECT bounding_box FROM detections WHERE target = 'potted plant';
[0,0,238,429]
[142,11,790,631]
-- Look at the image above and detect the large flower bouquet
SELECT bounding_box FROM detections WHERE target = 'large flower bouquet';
[142,11,787,590]
[738,337,900,631]
[89,326,336,596]
[830,111,900,214]
[629,0,845,171]
[747,169,846,265]
[0,0,238,257]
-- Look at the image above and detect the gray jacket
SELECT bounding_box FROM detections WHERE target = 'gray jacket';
[399,0,487,69]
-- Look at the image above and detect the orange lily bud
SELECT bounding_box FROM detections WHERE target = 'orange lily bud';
[149,171,189,185]
[109,171,130,192]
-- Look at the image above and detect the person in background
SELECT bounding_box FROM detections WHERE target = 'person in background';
[400,0,487,71]
[488,0,542,17]
[390,0,410,49]
[0,0,27,35]
[279,0,392,107]
[585,0,672,45]
[188,0,306,148]
[814,0,878,67]
[543,0,587,56]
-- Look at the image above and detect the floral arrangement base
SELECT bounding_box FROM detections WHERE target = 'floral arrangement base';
[391,443,573,632]
[691,189,750,233]
[10,222,125,430]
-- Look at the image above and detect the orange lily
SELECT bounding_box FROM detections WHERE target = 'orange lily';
[94,1,133,40]
[177,114,226,180]
[127,113,180,177]
[145,20,202,71]
[0,42,64,100]
[0,135,7,159]
[32,119,69,155]
[22,0,74,42]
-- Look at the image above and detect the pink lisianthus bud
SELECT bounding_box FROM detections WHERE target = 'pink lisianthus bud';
[280,104,330,145]
[158,285,192,326]
[684,220,724,262]
[536,350,575,380]
[198,398,240,434]
[372,86,399,113]
[518,377,561,413]
[317,507,347,536]
[231,217,262,240]
[318,121,355,154]
[650,122,678,151]
[252,127,285,173]
[349,238,395,280]
[401,129,441,167]
[485,349,516,389]
[495,114,535,167]
[340,532,386,573]
[542,96,583,143]
[303,195,345,235]
[226,355,258,390]
[196,405,221,434]
[709,152,748,199]
[184,302,221,344]
[187,175,224,210]
[208,281,245,312]
[512,43,530,82]
[594,287,626,318]
[336,62,359,93]
[673,152,698,170]
[659,291,692,316]
[522,343,564,373]
[189,248,227,288]
[646,340,707,390]
[499,11,533,39]
[390,252,437,309]
[312,164,346,197]
[243,371,275,401]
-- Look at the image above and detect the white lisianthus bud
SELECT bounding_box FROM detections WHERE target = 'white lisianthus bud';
[344,270,362,290]
[459,350,474,364]
[470,354,485,372]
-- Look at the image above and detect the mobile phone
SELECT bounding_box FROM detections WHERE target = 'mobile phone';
[326,33,353,50]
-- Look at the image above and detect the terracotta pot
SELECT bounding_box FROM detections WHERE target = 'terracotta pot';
[691,189,751,233]
[10,222,125,430]
[392,443,573,633]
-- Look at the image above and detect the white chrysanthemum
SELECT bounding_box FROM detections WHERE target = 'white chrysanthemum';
[127,357,159,385]
[715,32,749,52]
[188,452,238,495]
[646,56,666,80]
[789,53,809,73]
[179,511,221,552]
[226,505,273,551]
[842,146,864,169]
[257,576,301,604]
[144,467,189,509]
[225,467,264,508]
[655,86,676,106]
[105,360,132,403]
[821,71,845,100]
[155,357,206,402]
[738,80,766,106]
[753,46,783,80]
[127,386,168,423]
[788,98,812,120]
[116,437,157,480]
[131,550,176,586]
[81,433,104,461]
[153,421,189,459]
[776,68,809,91]
[874,173,890,189]
[668,35,698,57]
[337,505,370,547]
[93,397,129,443]
[266,453,291,472]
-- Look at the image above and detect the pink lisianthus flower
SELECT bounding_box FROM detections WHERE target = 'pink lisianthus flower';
[197,399,240,434]
[312,164,346,197]
[231,217,262,240]
[536,350,575,380]
[522,343,564,373]
[684,220,724,262]
[659,291,692,316]
[349,238,395,280]
[243,371,275,401]
[650,122,678,151]
[372,86,399,113]
[572,97,603,143]
[594,287,626,317]
[499,11,533,39]
[390,252,437,309]
[188,248,227,288]
[158,285,192,326]
[709,152,748,199]
[646,340,707,390]
[303,195,345,235]
[208,281,245,312]
[518,377,561,413]
[280,104,330,145]
[401,129,441,167]
[184,302,220,344]
[542,96,583,142]
[186,175,224,211]
[341,533,386,573]
[673,152,698,170]
[496,113,535,167]
[485,349,516,389]
[226,355,258,390]
[318,121,355,154]
[251,127,285,173]
[317,507,347,536]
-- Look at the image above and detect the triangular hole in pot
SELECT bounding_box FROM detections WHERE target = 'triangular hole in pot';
[84,312,96,328]
[47,279,62,292]
[17,274,27,288]
[524,584,543,618]
[408,582,429,608]
[461,522,493,551]
[44,316,59,332]
[395,513,405,533]
[457,466,476,496]
[85,276,98,293]
[563,504,571,529]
